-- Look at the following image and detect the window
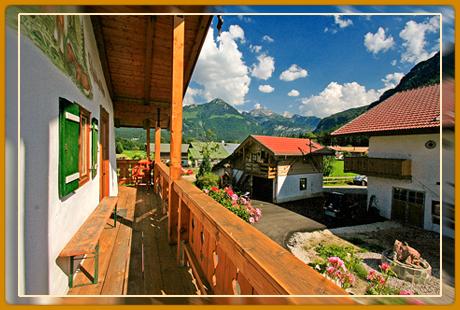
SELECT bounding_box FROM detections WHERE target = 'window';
[299,178,307,191]
[431,201,440,225]
[59,98,97,199]
[79,108,91,186]
[392,187,424,205]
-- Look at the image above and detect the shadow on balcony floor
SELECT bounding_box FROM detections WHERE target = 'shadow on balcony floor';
[127,186,198,295]
[68,186,198,295]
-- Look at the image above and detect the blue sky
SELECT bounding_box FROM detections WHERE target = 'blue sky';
[184,6,453,118]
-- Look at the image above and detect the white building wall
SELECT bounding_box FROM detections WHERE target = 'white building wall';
[367,134,440,233]
[16,17,118,294]
[274,173,323,203]
[441,130,455,238]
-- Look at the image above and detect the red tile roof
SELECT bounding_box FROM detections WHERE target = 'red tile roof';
[332,84,440,136]
[251,135,323,156]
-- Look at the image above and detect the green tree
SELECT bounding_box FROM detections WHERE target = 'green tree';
[196,129,219,178]
[116,141,124,154]
[322,156,335,177]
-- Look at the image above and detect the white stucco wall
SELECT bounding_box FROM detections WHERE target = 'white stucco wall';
[441,130,455,238]
[274,173,323,203]
[367,134,441,234]
[16,16,118,294]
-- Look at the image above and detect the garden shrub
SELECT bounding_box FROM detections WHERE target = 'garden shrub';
[315,243,368,280]
[195,172,219,189]
[203,186,262,224]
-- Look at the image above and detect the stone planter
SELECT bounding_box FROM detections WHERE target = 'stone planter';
[381,250,432,284]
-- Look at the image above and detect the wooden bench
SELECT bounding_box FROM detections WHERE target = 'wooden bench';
[59,196,118,288]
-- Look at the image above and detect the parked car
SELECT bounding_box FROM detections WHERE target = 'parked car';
[323,192,361,222]
[353,175,368,186]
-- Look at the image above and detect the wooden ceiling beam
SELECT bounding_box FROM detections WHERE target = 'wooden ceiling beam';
[91,16,114,100]
[143,16,156,105]
[113,96,170,108]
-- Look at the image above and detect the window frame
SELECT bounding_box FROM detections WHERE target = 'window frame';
[78,108,91,187]
[431,200,440,226]
[299,177,307,191]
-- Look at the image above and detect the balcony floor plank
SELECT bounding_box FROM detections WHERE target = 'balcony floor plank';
[127,186,198,295]
[68,186,197,295]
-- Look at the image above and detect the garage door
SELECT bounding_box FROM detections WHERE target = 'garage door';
[391,187,425,228]
[252,176,273,202]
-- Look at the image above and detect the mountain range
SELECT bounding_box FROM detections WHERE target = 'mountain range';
[116,50,446,143]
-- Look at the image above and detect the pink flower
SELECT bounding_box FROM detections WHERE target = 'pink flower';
[347,273,356,285]
[326,266,335,274]
[240,197,247,205]
[231,194,239,201]
[224,187,234,196]
[203,189,209,194]
[367,269,376,281]
[379,262,391,272]
[328,257,340,264]
[249,217,255,224]
[255,208,262,216]
[399,289,414,295]
[378,276,386,285]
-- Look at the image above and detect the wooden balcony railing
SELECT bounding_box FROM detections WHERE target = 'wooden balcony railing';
[344,157,412,179]
[245,162,277,179]
[155,163,353,300]
[116,159,140,184]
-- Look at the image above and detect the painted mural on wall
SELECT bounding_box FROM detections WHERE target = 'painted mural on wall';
[20,15,93,98]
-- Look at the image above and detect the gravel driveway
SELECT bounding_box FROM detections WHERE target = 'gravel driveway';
[287,221,445,295]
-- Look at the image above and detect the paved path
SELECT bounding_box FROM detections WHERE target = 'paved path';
[252,200,326,248]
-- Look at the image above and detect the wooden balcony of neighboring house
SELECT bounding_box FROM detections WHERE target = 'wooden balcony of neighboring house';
[76,13,355,302]
[344,156,412,179]
[245,162,277,179]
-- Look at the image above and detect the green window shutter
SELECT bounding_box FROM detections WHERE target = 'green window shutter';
[59,98,80,199]
[91,118,99,179]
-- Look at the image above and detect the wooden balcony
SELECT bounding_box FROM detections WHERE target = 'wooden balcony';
[154,162,353,299]
[68,185,196,295]
[245,162,277,179]
[344,156,412,179]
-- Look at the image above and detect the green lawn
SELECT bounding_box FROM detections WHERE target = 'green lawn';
[118,150,151,160]
[329,160,358,177]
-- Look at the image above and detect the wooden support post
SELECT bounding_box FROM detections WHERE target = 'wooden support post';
[154,126,161,193]
[146,127,151,160]
[168,15,185,244]
[176,197,190,264]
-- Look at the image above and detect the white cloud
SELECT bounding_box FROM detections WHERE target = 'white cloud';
[288,89,300,97]
[379,72,404,94]
[254,103,262,109]
[229,25,245,42]
[183,87,202,105]
[237,15,253,23]
[251,54,275,80]
[249,44,262,53]
[324,27,338,34]
[399,16,440,64]
[283,111,293,118]
[262,35,274,42]
[258,84,275,93]
[192,26,250,105]
[391,59,397,66]
[364,27,394,54]
[299,81,379,117]
[279,64,308,81]
[334,15,353,28]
